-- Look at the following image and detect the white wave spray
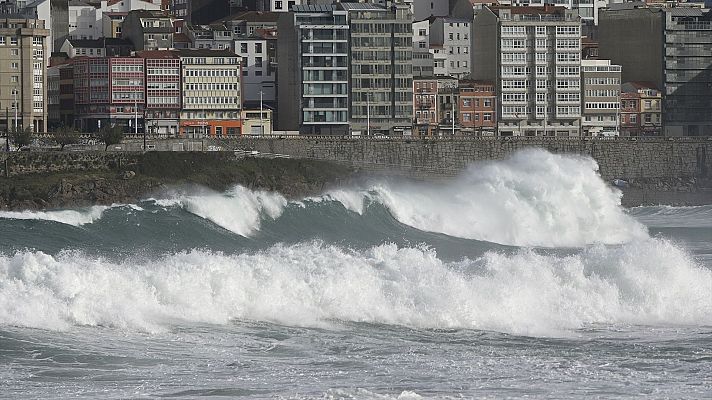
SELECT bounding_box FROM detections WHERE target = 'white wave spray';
[154,186,287,237]
[0,206,110,226]
[1,238,710,336]
[320,149,648,247]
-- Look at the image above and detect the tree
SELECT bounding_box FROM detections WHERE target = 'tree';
[98,125,124,151]
[10,126,33,150]
[52,125,79,150]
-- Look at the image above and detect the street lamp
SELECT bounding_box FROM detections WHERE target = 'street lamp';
[12,89,18,132]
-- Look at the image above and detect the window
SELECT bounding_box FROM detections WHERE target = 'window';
[631,114,637,123]
[484,113,492,121]
[418,29,426,36]
[255,43,262,53]
[10,36,18,45]
[11,49,17,56]
[10,62,18,69]
[275,0,282,9]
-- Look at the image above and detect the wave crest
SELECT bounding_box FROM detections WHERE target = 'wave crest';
[1,238,709,336]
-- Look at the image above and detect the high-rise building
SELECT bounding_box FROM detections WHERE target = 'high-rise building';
[347,2,412,135]
[277,2,413,135]
[473,5,582,137]
[599,4,712,136]
[580,59,621,136]
[0,14,49,132]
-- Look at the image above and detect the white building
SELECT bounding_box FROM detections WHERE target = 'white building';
[177,49,242,137]
[429,17,471,78]
[234,35,276,104]
[473,5,582,136]
[412,19,433,77]
[581,59,621,136]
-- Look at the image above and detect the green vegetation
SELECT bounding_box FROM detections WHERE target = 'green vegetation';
[10,127,32,149]
[98,126,124,151]
[52,125,80,150]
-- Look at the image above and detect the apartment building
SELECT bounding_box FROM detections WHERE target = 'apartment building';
[458,80,496,136]
[580,59,620,136]
[412,19,434,77]
[234,31,277,105]
[122,9,173,50]
[620,81,662,136]
[599,4,712,136]
[473,5,582,137]
[177,49,242,137]
[347,2,412,136]
[59,37,133,58]
[0,14,49,132]
[138,50,181,136]
[429,17,471,78]
[413,77,438,137]
[277,4,349,134]
[256,0,304,12]
[187,23,233,50]
[73,56,145,132]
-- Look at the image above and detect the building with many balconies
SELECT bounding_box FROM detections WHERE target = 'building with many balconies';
[0,14,49,132]
[473,5,582,136]
[581,59,621,136]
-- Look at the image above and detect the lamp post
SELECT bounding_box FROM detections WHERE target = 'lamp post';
[366,92,370,136]
[12,89,18,132]
[259,90,264,136]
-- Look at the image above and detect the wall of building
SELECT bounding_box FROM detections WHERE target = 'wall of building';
[598,8,664,88]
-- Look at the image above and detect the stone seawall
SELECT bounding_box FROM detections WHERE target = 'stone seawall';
[229,137,711,182]
[0,152,143,177]
[68,137,711,183]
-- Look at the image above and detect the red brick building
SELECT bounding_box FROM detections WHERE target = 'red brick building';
[621,82,662,136]
[458,80,496,136]
[413,77,438,137]
[74,56,145,133]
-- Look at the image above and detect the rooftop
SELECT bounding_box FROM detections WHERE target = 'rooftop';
[489,5,568,16]
[217,11,280,23]
[174,48,238,57]
[136,50,179,59]
[66,37,133,47]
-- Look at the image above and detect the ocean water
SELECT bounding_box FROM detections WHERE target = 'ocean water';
[1,149,711,399]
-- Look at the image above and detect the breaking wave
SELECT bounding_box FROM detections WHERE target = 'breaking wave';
[0,150,648,248]
[1,238,710,336]
[0,206,110,226]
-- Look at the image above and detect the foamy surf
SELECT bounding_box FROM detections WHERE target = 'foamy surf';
[0,205,110,226]
[1,238,709,336]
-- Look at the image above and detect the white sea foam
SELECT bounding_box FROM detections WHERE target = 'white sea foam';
[1,238,709,336]
[152,186,288,237]
[0,206,109,226]
[321,149,648,247]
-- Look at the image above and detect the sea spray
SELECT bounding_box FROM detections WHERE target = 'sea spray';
[0,150,647,247]
[0,206,110,226]
[156,186,288,237]
[320,149,648,247]
[1,239,710,336]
